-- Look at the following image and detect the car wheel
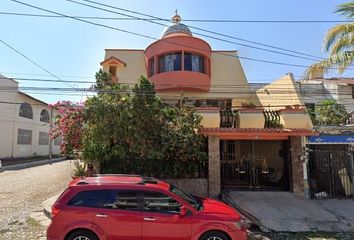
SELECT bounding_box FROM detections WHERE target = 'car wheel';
[67,230,98,240]
[200,231,229,240]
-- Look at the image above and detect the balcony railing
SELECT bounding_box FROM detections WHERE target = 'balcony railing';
[263,110,283,128]
[219,109,283,128]
[219,109,238,128]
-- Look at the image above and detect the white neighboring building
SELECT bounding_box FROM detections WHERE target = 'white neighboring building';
[299,77,354,114]
[0,74,61,158]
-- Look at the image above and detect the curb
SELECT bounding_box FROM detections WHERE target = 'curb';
[221,192,269,232]
[30,195,58,228]
[0,157,67,171]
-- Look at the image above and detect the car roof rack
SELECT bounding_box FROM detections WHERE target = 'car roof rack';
[93,174,142,177]
[72,175,159,186]
[139,177,158,185]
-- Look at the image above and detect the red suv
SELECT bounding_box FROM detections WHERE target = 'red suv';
[47,175,247,240]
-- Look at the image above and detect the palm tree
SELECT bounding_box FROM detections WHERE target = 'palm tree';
[305,2,354,79]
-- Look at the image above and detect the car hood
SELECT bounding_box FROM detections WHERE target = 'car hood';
[198,197,241,218]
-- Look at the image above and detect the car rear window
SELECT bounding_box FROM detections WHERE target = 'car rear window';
[68,190,138,210]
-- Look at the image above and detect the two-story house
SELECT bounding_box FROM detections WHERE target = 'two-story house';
[100,13,316,198]
[298,76,354,198]
[0,74,61,161]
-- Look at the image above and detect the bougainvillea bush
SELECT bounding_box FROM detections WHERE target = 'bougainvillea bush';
[49,101,84,157]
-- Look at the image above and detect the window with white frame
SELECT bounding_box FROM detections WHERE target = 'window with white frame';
[39,132,49,145]
[17,129,32,145]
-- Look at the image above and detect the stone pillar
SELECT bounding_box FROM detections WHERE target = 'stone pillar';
[289,136,304,194]
[208,136,220,198]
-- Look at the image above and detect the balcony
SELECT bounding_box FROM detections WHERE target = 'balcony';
[198,107,313,129]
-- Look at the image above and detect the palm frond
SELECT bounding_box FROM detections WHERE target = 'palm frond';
[329,32,354,54]
[304,51,354,79]
[335,2,354,20]
[304,61,330,79]
[323,23,354,52]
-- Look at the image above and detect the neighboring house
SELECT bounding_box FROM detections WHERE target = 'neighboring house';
[0,74,61,159]
[100,13,316,198]
[298,76,354,198]
[299,77,354,118]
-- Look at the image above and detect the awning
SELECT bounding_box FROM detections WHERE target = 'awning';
[309,135,354,144]
[200,128,318,140]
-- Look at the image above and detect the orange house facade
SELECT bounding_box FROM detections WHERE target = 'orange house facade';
[101,14,316,197]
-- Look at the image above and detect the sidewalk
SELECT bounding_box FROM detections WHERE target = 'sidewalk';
[0,157,66,171]
[30,195,58,228]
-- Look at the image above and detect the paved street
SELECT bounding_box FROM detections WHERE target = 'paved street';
[0,160,74,240]
[1,161,354,240]
[248,232,354,240]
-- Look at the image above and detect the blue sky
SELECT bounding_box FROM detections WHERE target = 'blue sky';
[0,0,352,103]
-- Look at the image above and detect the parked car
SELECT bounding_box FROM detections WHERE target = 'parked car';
[47,175,247,240]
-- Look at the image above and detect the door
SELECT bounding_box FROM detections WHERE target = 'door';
[221,140,289,190]
[308,145,353,198]
[92,190,141,240]
[141,191,191,240]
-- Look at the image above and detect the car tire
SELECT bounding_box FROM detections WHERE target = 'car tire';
[200,231,229,240]
[67,230,99,240]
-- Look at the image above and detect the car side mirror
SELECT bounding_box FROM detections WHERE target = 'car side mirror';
[179,206,188,217]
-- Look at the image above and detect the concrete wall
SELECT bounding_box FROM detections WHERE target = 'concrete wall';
[164,178,208,197]
[0,77,18,158]
[300,80,354,115]
[337,84,354,113]
[103,50,146,85]
[289,136,304,194]
[257,73,303,109]
[0,76,61,159]
[102,49,262,129]
[208,136,220,198]
[256,73,313,129]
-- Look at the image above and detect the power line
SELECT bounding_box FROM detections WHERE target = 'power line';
[11,0,352,71]
[0,76,96,84]
[1,11,350,23]
[1,76,353,88]
[0,71,94,79]
[68,0,322,61]
[1,86,354,96]
[0,39,77,89]
[2,99,354,110]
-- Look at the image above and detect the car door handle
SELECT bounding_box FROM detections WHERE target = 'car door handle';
[143,217,156,221]
[96,214,108,218]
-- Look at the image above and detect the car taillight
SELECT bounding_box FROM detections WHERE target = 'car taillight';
[51,205,61,218]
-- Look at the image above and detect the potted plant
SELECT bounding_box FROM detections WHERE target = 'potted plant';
[72,160,86,179]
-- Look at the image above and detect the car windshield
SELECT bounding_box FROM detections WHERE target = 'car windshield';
[169,185,203,211]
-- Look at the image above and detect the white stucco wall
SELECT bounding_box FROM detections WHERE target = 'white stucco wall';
[299,79,354,113]
[0,76,61,159]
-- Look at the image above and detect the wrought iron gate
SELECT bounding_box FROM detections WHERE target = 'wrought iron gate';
[308,145,354,198]
[220,140,289,190]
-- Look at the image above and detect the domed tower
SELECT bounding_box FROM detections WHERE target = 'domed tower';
[145,13,211,92]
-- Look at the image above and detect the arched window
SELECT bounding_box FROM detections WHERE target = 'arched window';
[40,109,50,123]
[19,102,33,119]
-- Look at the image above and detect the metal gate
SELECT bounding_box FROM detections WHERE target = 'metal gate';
[308,145,354,198]
[220,140,289,190]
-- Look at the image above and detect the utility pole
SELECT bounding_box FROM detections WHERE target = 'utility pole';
[49,107,53,160]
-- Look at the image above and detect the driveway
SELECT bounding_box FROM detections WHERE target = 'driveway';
[227,191,354,232]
